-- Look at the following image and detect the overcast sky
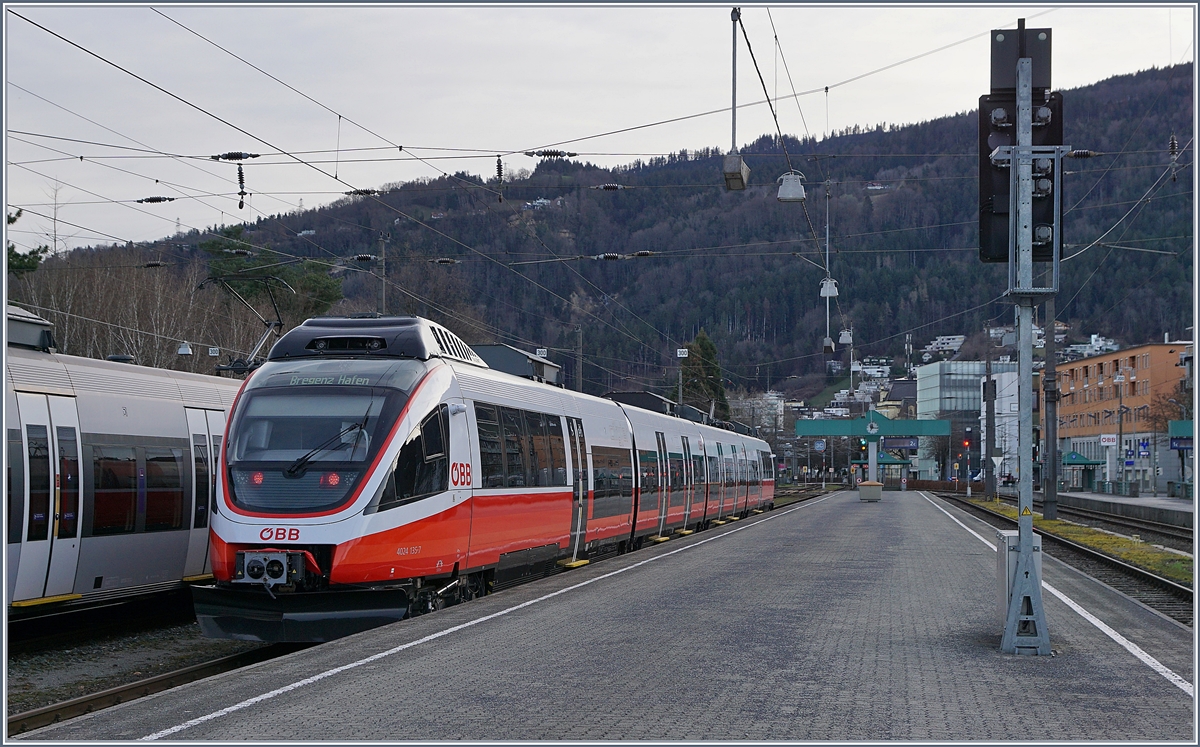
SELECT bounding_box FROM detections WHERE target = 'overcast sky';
[4,3,1195,256]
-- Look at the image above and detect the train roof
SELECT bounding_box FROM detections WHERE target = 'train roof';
[267,316,487,368]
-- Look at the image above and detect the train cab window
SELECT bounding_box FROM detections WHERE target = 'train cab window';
[546,416,567,486]
[92,446,137,535]
[372,405,449,512]
[8,428,24,545]
[26,425,50,542]
[475,404,504,488]
[145,448,185,532]
[56,427,80,539]
[760,450,773,480]
[193,435,210,529]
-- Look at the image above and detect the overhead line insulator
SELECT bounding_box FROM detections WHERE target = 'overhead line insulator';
[136,196,174,203]
[344,189,378,196]
[211,152,260,161]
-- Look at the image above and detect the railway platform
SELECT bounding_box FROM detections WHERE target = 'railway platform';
[16,490,1194,741]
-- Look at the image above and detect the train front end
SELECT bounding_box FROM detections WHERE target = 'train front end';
[195,317,478,642]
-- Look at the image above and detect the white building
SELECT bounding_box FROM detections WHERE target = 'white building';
[979,371,1020,483]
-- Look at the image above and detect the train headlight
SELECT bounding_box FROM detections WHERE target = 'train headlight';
[246,559,266,579]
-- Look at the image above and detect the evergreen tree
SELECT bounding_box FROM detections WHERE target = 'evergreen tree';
[681,329,730,420]
[6,210,48,275]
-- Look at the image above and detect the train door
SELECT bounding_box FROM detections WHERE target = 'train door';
[715,442,726,520]
[654,431,668,537]
[11,393,82,602]
[183,408,224,578]
[566,417,589,562]
[7,389,24,598]
[681,436,693,529]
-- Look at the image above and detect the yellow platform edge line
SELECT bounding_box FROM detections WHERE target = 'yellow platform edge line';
[11,593,83,607]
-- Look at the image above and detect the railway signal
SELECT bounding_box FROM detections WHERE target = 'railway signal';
[978,28,1062,263]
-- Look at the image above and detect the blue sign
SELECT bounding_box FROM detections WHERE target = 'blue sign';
[1124,460,1136,466]
[1170,437,1193,451]
[1138,450,1150,457]
[814,439,826,452]
[1126,449,1135,458]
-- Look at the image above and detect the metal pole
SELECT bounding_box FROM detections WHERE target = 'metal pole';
[378,233,387,315]
[575,325,583,393]
[731,8,739,153]
[1043,296,1058,518]
[1001,37,1050,655]
[986,345,997,497]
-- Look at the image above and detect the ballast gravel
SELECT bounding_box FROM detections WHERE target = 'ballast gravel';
[6,620,266,716]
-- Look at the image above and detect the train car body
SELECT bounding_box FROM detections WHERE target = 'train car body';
[4,306,241,618]
[197,316,774,642]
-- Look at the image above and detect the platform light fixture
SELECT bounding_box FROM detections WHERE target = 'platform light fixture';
[177,341,193,356]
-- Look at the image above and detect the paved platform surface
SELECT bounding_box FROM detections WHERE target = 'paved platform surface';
[18,490,1195,741]
[1058,489,1194,513]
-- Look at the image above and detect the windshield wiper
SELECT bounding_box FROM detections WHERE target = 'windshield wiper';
[283,422,364,479]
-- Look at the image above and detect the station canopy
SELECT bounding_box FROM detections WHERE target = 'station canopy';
[794,411,950,438]
[1061,451,1105,466]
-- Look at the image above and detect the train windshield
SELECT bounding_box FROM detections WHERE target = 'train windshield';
[225,359,426,514]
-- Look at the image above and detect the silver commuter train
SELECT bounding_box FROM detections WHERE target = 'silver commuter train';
[5,306,241,617]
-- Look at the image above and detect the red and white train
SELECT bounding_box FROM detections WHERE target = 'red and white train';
[195,316,774,641]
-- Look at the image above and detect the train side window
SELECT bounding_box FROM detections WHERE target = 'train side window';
[145,448,185,532]
[474,404,504,488]
[92,446,137,535]
[8,429,24,545]
[546,415,567,487]
[377,406,449,511]
[193,435,210,529]
[638,449,658,512]
[26,425,50,542]
[591,445,633,518]
[524,410,550,487]
[56,427,80,539]
[500,407,528,488]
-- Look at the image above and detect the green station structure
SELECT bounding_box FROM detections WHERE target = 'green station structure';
[794,411,951,486]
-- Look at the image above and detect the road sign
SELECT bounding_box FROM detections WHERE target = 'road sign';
[953,462,959,471]
[1126,449,1135,458]
[1100,434,1118,447]
[1138,450,1150,458]
[991,456,1004,468]
[814,440,826,452]
[1124,460,1135,467]
[1139,440,1149,449]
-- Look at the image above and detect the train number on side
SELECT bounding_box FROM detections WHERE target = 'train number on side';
[260,527,301,541]
[450,462,472,487]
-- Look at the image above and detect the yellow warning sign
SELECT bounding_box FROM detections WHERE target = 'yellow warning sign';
[1021,506,1033,516]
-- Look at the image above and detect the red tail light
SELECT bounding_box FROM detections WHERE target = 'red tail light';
[251,471,264,486]
[319,472,342,488]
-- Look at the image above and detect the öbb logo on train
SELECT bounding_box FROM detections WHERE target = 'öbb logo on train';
[259,527,301,541]
[450,462,471,487]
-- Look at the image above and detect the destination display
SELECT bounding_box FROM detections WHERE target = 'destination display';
[881,436,919,449]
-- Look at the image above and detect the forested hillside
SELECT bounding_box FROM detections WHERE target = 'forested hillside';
[11,64,1192,399]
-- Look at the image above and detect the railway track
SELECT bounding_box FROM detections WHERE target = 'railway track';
[994,494,1193,550]
[935,492,1193,628]
[6,644,306,736]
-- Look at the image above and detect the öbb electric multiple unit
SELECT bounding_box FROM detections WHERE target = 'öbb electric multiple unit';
[196,316,774,642]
